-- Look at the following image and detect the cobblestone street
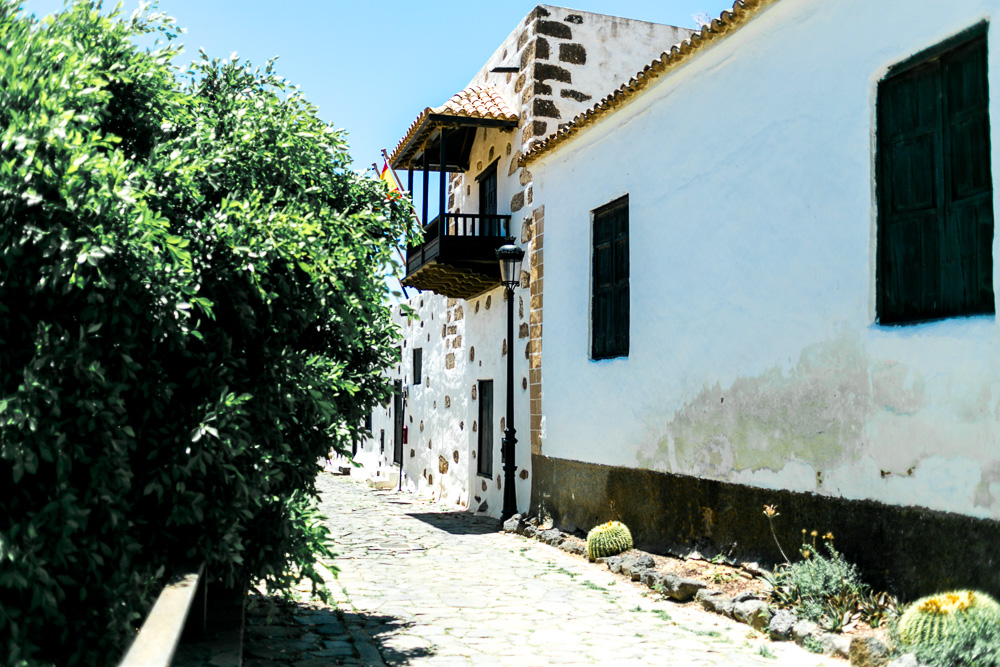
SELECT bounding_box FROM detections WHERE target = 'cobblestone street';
[244,473,839,666]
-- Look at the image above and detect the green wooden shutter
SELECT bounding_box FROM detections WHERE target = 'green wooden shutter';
[877,30,993,323]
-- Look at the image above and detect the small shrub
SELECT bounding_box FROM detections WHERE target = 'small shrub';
[586,520,633,560]
[893,590,1000,667]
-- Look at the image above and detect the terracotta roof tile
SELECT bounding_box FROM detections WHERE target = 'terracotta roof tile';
[520,0,777,166]
[390,86,518,167]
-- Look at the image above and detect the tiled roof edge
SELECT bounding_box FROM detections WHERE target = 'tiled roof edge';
[519,0,778,166]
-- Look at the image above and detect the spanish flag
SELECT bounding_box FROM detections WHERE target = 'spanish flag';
[379,160,403,200]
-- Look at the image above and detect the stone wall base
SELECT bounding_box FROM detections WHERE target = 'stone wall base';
[530,454,1000,601]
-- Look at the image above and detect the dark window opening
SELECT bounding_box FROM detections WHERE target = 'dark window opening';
[412,348,423,385]
[478,160,498,217]
[380,428,385,454]
[876,25,994,324]
[477,380,494,478]
[592,195,630,358]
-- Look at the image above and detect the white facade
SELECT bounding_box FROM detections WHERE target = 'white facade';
[530,0,1000,520]
[358,6,692,516]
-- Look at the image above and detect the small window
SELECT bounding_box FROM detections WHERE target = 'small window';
[364,413,372,431]
[876,26,994,324]
[592,195,629,358]
[380,429,385,454]
[412,348,423,385]
[478,160,498,217]
[477,380,494,478]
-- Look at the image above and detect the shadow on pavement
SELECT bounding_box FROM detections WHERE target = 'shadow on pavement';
[243,596,435,666]
[405,510,501,536]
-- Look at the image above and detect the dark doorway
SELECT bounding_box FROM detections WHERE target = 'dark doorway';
[477,380,493,477]
[393,380,403,465]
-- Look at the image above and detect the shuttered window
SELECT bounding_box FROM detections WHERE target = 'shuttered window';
[592,196,629,358]
[877,27,994,324]
[477,380,493,477]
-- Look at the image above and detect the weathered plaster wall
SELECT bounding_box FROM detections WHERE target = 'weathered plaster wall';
[531,0,1000,520]
[360,6,691,516]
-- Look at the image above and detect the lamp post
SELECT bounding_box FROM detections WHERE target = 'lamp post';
[496,243,525,522]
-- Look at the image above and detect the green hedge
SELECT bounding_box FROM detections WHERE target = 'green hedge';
[0,2,417,664]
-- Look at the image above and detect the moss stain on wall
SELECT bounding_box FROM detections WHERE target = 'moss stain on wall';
[638,330,934,479]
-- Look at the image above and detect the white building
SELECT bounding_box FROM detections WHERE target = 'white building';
[357,6,691,513]
[523,0,999,600]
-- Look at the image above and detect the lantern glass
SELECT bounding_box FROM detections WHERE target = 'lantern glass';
[496,244,525,287]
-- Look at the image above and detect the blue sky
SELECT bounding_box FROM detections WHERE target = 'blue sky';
[22,1,733,175]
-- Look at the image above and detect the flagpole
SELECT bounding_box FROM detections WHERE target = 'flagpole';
[372,163,412,299]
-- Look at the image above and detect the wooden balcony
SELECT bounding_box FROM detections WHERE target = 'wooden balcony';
[404,212,513,299]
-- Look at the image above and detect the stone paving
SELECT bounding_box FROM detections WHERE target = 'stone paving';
[244,473,841,666]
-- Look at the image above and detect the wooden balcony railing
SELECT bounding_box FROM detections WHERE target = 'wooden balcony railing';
[407,212,512,276]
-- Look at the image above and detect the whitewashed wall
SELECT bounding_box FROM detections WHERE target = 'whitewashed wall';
[532,0,1000,520]
[361,5,692,516]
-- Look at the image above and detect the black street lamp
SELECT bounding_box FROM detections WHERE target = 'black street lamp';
[496,243,525,522]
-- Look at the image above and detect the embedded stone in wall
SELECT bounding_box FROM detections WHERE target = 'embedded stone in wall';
[526,186,533,205]
[520,169,533,187]
[448,193,455,209]
[454,305,463,320]
[502,339,508,356]
[507,154,522,180]
[521,120,548,144]
[473,421,477,432]
[519,323,529,339]
[428,473,433,485]
[510,191,524,212]
[520,469,529,479]
[489,146,495,161]
[428,439,432,449]
[520,37,550,70]
[516,28,530,52]
[475,300,481,313]
[534,63,571,84]
[454,335,462,348]
[460,421,464,430]
[472,385,477,400]
[519,295,524,318]
[447,325,457,335]
[445,353,455,369]
[525,344,530,360]
[485,295,491,310]
[447,298,457,307]
[564,14,583,24]
[410,449,415,457]
[506,142,511,155]
[496,474,502,489]
[482,479,487,492]
[500,417,505,430]
[420,420,424,432]
[441,324,447,339]
[439,455,449,475]
[559,43,587,65]
[445,395,451,408]
[514,72,526,92]
[522,377,528,390]
[453,450,459,463]
[521,218,533,243]
[561,88,592,103]
[532,98,560,119]
[466,184,471,196]
[536,20,571,39]
[469,346,475,362]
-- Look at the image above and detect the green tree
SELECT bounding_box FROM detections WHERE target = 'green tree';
[0,2,417,664]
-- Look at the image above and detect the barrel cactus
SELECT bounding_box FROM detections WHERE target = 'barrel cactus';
[896,590,1000,650]
[586,521,633,560]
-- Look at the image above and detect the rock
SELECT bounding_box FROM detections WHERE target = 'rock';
[792,619,819,643]
[850,636,892,667]
[768,609,797,641]
[557,521,578,534]
[606,556,624,574]
[732,591,760,603]
[733,599,772,632]
[522,525,537,539]
[818,632,851,658]
[634,554,655,569]
[562,541,586,556]
[503,513,524,533]
[641,570,664,589]
[741,561,768,577]
[619,555,640,578]
[660,574,707,602]
[696,589,734,616]
[538,528,563,545]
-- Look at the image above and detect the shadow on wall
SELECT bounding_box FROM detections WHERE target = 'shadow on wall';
[530,454,1000,603]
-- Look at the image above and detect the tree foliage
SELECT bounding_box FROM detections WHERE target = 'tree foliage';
[0,2,417,664]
